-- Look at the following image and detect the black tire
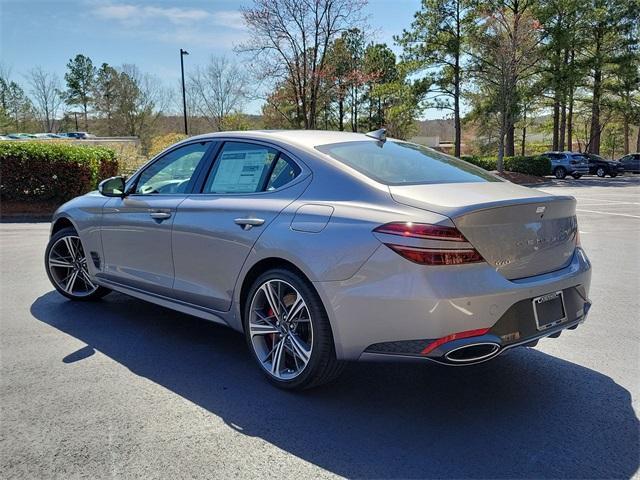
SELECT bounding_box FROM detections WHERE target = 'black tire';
[572,173,582,179]
[45,226,111,301]
[554,167,567,179]
[243,268,344,390]
[596,167,606,177]
[610,172,617,178]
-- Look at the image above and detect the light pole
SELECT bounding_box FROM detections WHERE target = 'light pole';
[180,48,189,135]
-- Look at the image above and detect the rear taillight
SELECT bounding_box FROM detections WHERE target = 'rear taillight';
[373,222,485,265]
[373,222,466,241]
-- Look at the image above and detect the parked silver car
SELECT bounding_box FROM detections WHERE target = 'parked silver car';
[45,130,592,389]
[542,151,590,179]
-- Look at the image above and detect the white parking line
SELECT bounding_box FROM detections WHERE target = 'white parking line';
[576,208,640,219]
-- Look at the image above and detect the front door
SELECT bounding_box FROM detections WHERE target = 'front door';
[98,141,213,296]
[171,141,309,311]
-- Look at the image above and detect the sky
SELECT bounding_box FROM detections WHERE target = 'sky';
[0,0,442,118]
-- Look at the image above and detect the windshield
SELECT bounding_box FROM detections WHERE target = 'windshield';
[315,140,500,185]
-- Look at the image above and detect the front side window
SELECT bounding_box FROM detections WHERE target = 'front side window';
[316,140,500,185]
[203,142,300,194]
[136,142,210,194]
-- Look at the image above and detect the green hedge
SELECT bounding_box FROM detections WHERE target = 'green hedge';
[0,142,119,204]
[461,155,551,177]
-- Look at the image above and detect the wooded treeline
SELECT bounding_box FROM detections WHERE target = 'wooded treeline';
[1,0,638,165]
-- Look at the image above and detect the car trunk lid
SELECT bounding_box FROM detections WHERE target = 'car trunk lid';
[389,182,578,279]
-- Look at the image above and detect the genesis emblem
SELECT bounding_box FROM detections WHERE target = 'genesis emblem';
[536,206,546,214]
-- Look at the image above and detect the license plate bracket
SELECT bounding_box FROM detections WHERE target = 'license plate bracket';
[532,291,567,331]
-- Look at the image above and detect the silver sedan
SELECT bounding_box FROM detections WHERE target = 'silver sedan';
[45,130,592,389]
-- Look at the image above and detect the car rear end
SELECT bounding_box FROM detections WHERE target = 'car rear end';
[567,153,589,176]
[611,161,625,175]
[313,139,592,364]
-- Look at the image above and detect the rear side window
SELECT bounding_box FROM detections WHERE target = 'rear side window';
[316,140,499,185]
[203,142,300,194]
[267,155,301,191]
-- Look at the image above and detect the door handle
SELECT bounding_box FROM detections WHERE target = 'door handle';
[149,211,172,220]
[234,217,265,230]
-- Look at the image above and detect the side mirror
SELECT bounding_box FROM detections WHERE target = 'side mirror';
[98,176,126,197]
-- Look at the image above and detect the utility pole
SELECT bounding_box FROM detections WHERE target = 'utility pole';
[180,49,189,135]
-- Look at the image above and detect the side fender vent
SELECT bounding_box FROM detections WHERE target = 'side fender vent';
[90,251,101,269]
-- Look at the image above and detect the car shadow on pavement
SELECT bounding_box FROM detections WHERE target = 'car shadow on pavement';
[31,291,639,479]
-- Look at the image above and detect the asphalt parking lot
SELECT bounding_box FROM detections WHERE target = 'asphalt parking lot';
[1,175,639,479]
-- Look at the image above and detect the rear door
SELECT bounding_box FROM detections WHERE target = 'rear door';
[99,141,214,296]
[171,140,310,311]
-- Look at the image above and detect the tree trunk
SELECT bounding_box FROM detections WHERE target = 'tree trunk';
[453,34,462,158]
[623,117,630,154]
[566,49,575,151]
[83,102,89,130]
[567,88,574,151]
[559,101,566,151]
[497,114,506,173]
[588,64,602,154]
[636,126,640,152]
[521,108,527,156]
[497,127,506,173]
[338,96,344,131]
[506,123,515,157]
[552,93,560,151]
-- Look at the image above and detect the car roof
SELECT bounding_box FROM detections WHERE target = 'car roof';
[188,129,380,150]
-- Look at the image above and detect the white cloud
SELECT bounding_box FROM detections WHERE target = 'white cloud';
[211,10,245,29]
[93,2,244,29]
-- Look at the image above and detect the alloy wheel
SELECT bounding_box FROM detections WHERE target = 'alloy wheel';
[47,235,98,297]
[248,279,313,380]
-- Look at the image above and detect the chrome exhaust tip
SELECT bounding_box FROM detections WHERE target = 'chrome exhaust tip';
[444,342,501,363]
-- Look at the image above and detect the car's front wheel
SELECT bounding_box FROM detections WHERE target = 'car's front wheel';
[243,268,344,390]
[596,167,606,177]
[45,227,110,301]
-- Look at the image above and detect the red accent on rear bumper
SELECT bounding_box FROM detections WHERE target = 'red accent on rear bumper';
[420,328,491,355]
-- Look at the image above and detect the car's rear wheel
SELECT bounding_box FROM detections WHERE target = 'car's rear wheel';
[554,167,567,179]
[610,172,617,177]
[243,268,344,390]
[45,227,110,301]
[596,167,606,177]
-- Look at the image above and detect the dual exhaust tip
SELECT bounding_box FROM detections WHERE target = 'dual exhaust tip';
[442,342,501,364]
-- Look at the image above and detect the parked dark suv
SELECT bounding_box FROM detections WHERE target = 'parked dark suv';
[584,154,625,177]
[542,152,590,179]
[618,153,640,173]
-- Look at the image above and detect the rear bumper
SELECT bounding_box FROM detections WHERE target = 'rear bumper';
[359,312,588,365]
[314,246,591,361]
[362,286,590,365]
